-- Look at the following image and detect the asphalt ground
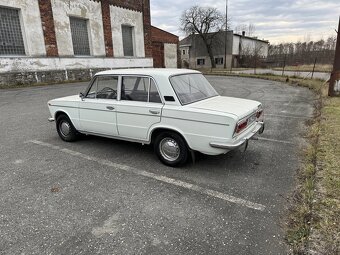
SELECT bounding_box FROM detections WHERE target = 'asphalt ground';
[0,76,315,254]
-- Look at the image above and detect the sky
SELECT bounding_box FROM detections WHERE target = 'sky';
[150,0,340,44]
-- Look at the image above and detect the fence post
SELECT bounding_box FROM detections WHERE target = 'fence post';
[311,57,317,79]
[282,54,286,76]
[329,17,340,96]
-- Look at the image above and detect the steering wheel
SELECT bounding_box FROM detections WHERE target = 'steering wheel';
[97,87,117,99]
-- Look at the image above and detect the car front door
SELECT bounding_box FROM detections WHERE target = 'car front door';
[116,76,163,140]
[79,75,119,136]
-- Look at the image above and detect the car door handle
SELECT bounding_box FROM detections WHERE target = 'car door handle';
[149,109,160,114]
[106,106,115,110]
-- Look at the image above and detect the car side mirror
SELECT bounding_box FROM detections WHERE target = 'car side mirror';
[79,92,85,100]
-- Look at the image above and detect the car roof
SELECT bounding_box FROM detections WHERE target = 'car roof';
[95,68,201,77]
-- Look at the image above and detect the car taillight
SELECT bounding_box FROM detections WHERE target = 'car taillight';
[235,119,248,134]
[256,109,263,118]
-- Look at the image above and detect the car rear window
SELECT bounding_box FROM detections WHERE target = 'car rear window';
[169,73,219,105]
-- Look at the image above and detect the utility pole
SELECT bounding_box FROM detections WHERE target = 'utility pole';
[223,0,228,69]
[329,16,340,96]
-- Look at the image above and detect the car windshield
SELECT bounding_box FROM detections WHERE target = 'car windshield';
[169,73,219,105]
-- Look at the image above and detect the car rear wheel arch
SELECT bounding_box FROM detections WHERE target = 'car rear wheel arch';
[150,128,189,148]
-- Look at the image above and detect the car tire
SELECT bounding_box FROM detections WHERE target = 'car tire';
[56,114,78,142]
[154,131,188,167]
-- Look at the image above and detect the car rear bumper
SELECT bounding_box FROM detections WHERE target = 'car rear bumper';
[209,121,264,150]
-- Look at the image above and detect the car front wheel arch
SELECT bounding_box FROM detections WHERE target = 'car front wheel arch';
[56,113,78,142]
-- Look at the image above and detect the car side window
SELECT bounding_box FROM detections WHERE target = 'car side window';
[149,79,162,103]
[121,76,149,102]
[121,76,162,103]
[96,76,118,99]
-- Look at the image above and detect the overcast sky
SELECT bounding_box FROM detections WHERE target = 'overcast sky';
[150,0,340,44]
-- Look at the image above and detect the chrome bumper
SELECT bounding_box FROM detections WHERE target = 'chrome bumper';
[210,121,265,150]
[48,117,55,122]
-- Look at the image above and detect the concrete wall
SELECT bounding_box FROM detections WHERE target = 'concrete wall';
[0,57,153,86]
[51,0,105,56]
[110,6,145,57]
[164,44,177,68]
[0,0,46,56]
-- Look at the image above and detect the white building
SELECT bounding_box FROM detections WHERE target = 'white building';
[180,31,269,69]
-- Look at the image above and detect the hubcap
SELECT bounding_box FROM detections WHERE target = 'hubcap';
[159,138,180,162]
[60,121,71,137]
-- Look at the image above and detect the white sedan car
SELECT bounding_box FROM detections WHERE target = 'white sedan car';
[48,69,264,166]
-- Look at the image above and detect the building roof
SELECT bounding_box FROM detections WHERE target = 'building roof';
[233,33,269,44]
[180,31,269,46]
[151,26,179,44]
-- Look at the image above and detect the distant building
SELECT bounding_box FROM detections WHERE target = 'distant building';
[151,26,179,68]
[0,0,158,86]
[179,31,269,69]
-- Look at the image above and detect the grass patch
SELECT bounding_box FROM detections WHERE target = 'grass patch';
[273,64,332,73]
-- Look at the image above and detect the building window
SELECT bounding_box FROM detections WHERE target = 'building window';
[182,50,185,55]
[69,17,90,56]
[0,7,25,55]
[197,59,205,65]
[215,57,224,65]
[122,25,134,56]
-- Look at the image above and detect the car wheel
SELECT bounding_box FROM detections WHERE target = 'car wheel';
[154,132,188,167]
[56,114,77,142]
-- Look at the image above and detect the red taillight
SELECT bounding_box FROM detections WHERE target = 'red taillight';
[256,109,263,118]
[235,119,248,134]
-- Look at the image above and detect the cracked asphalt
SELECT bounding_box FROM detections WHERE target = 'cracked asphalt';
[0,76,315,254]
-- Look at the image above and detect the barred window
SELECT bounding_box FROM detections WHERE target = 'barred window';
[215,57,224,65]
[122,25,134,56]
[69,17,90,56]
[197,58,205,65]
[0,7,25,55]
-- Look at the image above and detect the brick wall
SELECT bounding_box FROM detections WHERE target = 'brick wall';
[101,0,114,57]
[109,0,143,12]
[142,0,152,58]
[151,26,179,68]
[38,0,58,56]
[152,42,164,68]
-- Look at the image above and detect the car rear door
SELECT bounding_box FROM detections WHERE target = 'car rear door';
[116,76,163,140]
[78,75,119,136]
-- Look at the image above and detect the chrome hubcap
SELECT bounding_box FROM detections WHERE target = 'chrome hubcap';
[159,138,180,162]
[60,121,71,137]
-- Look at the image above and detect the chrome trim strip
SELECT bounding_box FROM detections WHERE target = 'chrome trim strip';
[210,121,264,150]
[79,130,151,145]
[162,116,230,126]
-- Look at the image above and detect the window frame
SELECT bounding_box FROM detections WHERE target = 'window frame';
[197,58,205,65]
[121,25,135,57]
[84,75,120,100]
[215,57,224,65]
[84,75,163,104]
[120,75,163,104]
[69,16,91,56]
[0,6,26,56]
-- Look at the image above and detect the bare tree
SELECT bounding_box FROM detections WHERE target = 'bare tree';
[180,6,226,68]
[240,41,265,71]
[234,23,256,37]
